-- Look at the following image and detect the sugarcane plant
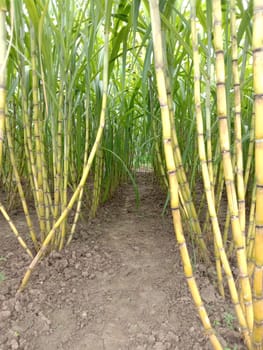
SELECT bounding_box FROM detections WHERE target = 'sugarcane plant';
[1,0,263,349]
[2,1,142,249]
[148,0,263,349]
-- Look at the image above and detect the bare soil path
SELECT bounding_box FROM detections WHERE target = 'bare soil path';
[0,173,244,350]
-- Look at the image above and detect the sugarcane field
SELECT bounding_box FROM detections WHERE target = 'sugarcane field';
[0,1,262,350]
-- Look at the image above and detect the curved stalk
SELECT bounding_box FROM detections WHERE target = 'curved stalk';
[18,0,113,292]
[149,1,222,348]
[213,0,253,335]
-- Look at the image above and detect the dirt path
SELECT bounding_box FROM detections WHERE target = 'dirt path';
[0,174,244,350]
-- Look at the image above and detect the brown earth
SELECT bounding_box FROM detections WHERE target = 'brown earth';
[0,173,245,350]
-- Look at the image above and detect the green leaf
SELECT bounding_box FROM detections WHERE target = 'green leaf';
[0,272,6,282]
[24,0,40,30]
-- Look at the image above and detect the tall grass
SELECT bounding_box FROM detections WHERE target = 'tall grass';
[1,0,262,348]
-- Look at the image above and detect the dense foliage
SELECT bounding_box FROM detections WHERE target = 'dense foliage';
[0,0,262,349]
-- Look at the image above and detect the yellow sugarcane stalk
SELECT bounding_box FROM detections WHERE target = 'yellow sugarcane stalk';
[90,147,103,218]
[163,54,210,263]
[30,25,47,241]
[212,0,253,335]
[53,82,63,225]
[5,113,38,250]
[18,0,112,291]
[230,0,246,245]
[67,92,90,245]
[244,111,255,191]
[190,0,224,297]
[0,0,7,169]
[149,1,223,348]
[247,182,256,262]
[149,74,168,189]
[252,1,263,348]
[0,202,33,259]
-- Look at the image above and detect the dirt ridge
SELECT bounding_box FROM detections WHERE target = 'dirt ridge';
[0,173,244,350]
